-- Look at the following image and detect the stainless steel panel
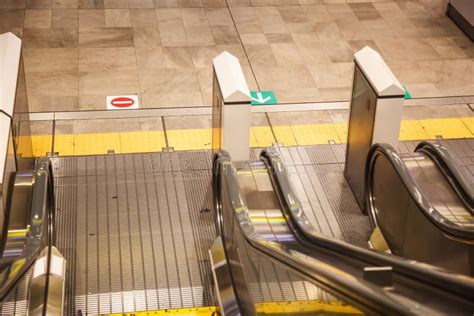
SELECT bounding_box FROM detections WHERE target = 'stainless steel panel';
[344,65,378,209]
[369,147,474,275]
[0,121,17,245]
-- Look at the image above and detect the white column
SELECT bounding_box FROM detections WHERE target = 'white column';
[354,46,404,147]
[0,32,22,116]
[212,51,251,162]
[0,32,22,221]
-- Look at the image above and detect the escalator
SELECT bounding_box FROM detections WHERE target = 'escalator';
[213,148,474,315]
[0,158,65,315]
[366,141,474,275]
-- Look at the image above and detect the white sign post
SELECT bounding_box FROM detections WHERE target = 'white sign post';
[212,52,251,162]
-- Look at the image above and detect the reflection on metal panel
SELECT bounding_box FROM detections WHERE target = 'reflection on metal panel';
[345,65,378,209]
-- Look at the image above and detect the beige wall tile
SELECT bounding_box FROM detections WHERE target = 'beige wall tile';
[206,8,233,26]
[253,64,316,90]
[23,28,79,48]
[26,70,78,96]
[259,14,288,34]
[159,23,188,46]
[23,48,78,72]
[163,46,194,68]
[0,0,27,9]
[190,46,218,67]
[27,0,53,9]
[53,0,78,9]
[129,0,154,8]
[136,46,165,69]
[318,87,351,101]
[0,10,25,33]
[29,95,79,111]
[79,9,105,29]
[78,0,104,8]
[181,8,207,27]
[164,115,211,129]
[271,42,304,65]
[52,9,78,28]
[215,44,249,65]
[322,39,353,62]
[25,9,52,28]
[79,47,139,95]
[79,27,134,47]
[141,91,204,107]
[308,62,353,88]
[273,88,321,103]
[245,44,278,66]
[303,5,332,23]
[210,25,240,45]
[185,25,215,46]
[105,9,131,27]
[240,33,268,45]
[138,68,201,94]
[130,8,157,26]
[133,26,161,46]
[266,33,293,43]
[153,0,179,7]
[403,38,440,60]
[104,0,127,8]
[427,37,467,59]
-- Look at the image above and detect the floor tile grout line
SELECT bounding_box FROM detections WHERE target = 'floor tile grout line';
[223,1,261,92]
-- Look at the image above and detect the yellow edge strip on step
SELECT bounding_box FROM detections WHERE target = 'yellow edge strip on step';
[16,117,474,158]
[100,300,361,315]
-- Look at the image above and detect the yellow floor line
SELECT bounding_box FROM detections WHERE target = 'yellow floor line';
[167,129,212,151]
[102,306,218,316]
[120,131,167,154]
[251,126,275,147]
[290,123,341,145]
[418,118,472,139]
[399,120,430,141]
[461,117,474,135]
[15,117,474,157]
[272,125,297,146]
[100,300,361,315]
[17,135,52,158]
[333,122,348,143]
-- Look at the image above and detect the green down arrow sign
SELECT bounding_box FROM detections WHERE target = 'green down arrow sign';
[250,91,277,105]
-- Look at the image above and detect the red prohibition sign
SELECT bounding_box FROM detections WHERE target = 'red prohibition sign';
[111,97,135,108]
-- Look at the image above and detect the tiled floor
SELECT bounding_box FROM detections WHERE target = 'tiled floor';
[1,0,473,111]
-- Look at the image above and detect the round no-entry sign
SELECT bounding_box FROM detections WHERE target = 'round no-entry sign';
[106,95,140,110]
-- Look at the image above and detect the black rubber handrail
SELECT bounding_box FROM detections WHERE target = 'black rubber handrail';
[415,141,473,214]
[366,143,474,240]
[0,158,54,301]
[260,147,474,304]
[214,151,416,316]
[212,152,247,316]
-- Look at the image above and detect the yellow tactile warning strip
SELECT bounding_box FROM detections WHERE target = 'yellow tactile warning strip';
[167,129,212,151]
[16,117,474,158]
[100,300,361,315]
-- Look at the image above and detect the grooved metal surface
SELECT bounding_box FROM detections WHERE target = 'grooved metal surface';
[236,163,339,304]
[0,270,31,315]
[397,139,474,184]
[50,138,472,313]
[268,145,371,248]
[53,152,217,315]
